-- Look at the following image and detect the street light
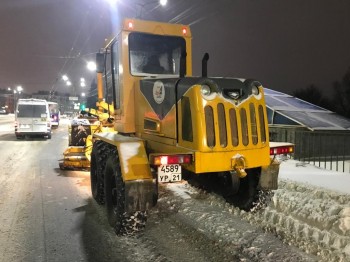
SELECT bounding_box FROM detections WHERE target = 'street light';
[80,78,86,87]
[136,0,168,18]
[11,85,23,114]
[17,86,23,93]
[159,0,167,6]
[106,0,118,7]
[87,61,96,71]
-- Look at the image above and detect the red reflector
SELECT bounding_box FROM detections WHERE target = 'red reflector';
[270,146,294,155]
[152,154,192,165]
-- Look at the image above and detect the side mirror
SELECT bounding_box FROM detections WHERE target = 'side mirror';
[96,53,105,73]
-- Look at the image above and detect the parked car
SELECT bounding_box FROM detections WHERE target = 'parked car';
[0,107,8,114]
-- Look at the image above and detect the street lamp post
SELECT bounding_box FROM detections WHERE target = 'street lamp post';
[9,85,23,115]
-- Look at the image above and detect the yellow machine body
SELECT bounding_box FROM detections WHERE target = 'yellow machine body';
[93,132,152,181]
[94,18,270,181]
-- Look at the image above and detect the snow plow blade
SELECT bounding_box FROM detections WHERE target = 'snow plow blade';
[59,146,90,170]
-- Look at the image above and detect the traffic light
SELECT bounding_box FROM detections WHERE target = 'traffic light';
[80,103,86,111]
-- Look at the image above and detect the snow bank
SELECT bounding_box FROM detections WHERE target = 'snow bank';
[166,160,350,261]
[279,160,350,194]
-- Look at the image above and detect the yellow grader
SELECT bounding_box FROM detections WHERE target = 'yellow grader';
[59,82,116,170]
[84,19,293,235]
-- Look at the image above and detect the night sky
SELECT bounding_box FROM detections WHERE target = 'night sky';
[1,0,350,97]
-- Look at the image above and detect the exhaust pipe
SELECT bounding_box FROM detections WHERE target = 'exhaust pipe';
[202,53,209,77]
[179,51,187,78]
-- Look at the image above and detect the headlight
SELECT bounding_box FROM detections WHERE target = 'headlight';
[201,85,211,96]
[251,85,259,95]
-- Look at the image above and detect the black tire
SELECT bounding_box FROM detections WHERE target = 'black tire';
[227,169,260,211]
[90,140,108,205]
[153,178,159,206]
[104,147,148,235]
[104,148,125,234]
[47,133,52,139]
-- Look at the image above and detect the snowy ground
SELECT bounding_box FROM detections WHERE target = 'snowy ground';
[280,160,350,194]
[165,160,350,261]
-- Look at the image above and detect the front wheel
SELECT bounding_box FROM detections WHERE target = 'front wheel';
[226,169,260,211]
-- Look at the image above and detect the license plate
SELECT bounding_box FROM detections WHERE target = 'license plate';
[20,124,30,129]
[158,164,181,182]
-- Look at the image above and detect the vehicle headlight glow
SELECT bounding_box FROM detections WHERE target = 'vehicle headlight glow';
[252,86,259,95]
[201,85,211,96]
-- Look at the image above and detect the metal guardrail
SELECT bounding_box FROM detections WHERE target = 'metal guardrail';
[270,127,350,173]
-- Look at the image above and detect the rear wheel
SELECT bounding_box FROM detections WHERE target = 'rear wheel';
[104,149,125,234]
[90,140,108,205]
[104,147,147,235]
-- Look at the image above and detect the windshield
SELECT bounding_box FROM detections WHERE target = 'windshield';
[17,104,47,118]
[49,103,59,114]
[129,32,186,76]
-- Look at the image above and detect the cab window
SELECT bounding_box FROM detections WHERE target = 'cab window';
[129,32,186,76]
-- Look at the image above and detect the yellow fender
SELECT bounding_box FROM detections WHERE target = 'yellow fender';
[93,132,155,212]
[93,132,152,181]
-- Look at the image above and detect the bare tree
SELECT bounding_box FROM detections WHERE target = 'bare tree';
[331,67,350,118]
[292,84,333,110]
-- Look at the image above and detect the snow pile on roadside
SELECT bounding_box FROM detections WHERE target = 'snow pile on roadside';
[166,161,350,262]
[244,180,350,262]
[279,160,350,194]
[163,183,317,261]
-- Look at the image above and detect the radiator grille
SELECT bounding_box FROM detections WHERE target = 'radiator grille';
[204,103,267,148]
[217,103,227,147]
[229,108,239,146]
[204,106,215,147]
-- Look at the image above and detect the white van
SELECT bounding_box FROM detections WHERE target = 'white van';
[15,99,52,139]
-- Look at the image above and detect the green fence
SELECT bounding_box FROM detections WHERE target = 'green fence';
[269,127,350,173]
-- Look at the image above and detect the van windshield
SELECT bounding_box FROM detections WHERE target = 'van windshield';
[17,104,47,118]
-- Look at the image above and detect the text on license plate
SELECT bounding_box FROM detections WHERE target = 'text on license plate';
[158,164,181,182]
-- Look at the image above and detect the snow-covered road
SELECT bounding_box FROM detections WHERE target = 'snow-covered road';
[1,114,349,261]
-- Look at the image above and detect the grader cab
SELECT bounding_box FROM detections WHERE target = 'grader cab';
[87,18,293,235]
